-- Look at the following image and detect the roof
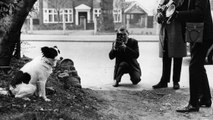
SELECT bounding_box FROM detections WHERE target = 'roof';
[124,1,152,15]
[123,1,134,9]
[75,4,91,10]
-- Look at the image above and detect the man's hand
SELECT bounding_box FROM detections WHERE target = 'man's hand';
[166,10,179,24]
[157,5,166,13]
[112,42,117,50]
[117,42,126,52]
[156,12,166,24]
[120,42,126,48]
[156,5,167,24]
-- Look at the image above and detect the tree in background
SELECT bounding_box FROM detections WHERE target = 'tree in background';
[0,0,36,67]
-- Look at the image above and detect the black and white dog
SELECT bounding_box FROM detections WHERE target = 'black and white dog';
[8,46,62,101]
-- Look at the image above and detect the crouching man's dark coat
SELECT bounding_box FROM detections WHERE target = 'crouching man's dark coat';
[109,38,141,80]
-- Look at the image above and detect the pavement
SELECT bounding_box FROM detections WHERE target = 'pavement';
[20,30,213,91]
[21,30,158,42]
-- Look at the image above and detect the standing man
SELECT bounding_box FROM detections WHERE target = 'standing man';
[152,0,187,90]
[109,28,141,87]
[175,0,213,112]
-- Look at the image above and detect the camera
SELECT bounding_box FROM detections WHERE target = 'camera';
[114,32,126,48]
[157,0,176,24]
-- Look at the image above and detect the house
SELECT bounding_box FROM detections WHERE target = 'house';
[24,0,156,34]
[120,1,156,34]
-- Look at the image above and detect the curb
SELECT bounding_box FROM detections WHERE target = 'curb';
[21,34,159,42]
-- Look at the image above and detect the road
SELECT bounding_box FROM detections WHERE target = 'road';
[21,35,213,91]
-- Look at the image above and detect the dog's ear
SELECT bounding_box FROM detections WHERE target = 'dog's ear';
[41,46,49,53]
[41,46,49,58]
[53,46,60,54]
[41,46,58,59]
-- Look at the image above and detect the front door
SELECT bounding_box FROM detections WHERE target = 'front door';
[79,12,87,29]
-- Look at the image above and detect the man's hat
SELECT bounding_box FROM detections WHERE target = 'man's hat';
[118,27,129,35]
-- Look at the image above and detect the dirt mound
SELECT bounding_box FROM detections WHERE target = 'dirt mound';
[1,57,213,120]
[0,57,104,120]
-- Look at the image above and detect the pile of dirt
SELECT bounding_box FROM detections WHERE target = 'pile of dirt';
[0,57,105,120]
[1,57,213,120]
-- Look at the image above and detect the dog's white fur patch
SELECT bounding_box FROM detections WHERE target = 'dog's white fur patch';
[9,46,61,101]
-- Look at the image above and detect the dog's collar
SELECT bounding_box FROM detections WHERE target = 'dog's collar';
[41,57,54,67]
[45,60,53,67]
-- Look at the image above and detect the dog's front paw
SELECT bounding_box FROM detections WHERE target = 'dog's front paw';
[44,97,51,102]
[23,97,31,101]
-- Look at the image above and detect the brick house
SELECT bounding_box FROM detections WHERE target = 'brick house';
[24,0,156,34]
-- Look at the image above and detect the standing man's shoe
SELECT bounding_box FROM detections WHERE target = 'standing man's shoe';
[199,99,212,107]
[173,82,180,90]
[132,79,141,85]
[152,82,168,89]
[176,104,199,113]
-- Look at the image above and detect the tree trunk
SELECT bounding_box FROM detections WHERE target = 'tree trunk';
[100,0,114,32]
[0,0,36,66]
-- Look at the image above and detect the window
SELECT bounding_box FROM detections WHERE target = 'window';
[54,14,58,22]
[43,8,73,23]
[93,8,101,19]
[49,14,53,22]
[64,14,68,22]
[113,9,122,23]
[69,14,72,22]
[131,14,134,19]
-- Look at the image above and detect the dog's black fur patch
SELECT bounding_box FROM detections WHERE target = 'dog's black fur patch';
[11,71,31,87]
[41,46,58,59]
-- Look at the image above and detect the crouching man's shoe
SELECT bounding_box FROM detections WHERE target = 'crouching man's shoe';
[176,104,199,113]
[152,82,168,89]
[113,80,119,87]
[173,82,180,90]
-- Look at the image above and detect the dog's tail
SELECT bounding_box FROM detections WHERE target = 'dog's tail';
[0,71,31,97]
[11,71,31,87]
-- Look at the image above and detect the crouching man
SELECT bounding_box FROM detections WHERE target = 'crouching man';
[109,28,141,87]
